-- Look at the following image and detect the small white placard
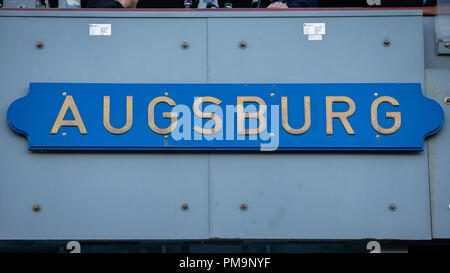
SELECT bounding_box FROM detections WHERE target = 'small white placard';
[308,34,323,41]
[89,24,111,36]
[303,23,326,35]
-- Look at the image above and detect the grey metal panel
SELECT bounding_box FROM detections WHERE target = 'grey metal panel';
[0,17,207,84]
[0,152,209,240]
[207,15,431,239]
[426,69,450,239]
[207,16,424,83]
[423,16,450,69]
[0,16,209,239]
[0,10,436,240]
[209,153,431,239]
[423,16,450,239]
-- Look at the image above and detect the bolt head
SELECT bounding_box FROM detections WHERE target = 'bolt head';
[444,97,450,105]
[240,203,248,211]
[35,42,44,49]
[239,41,247,49]
[181,203,189,211]
[445,43,450,48]
[32,204,41,212]
[181,42,189,50]
[388,203,397,211]
[383,40,391,47]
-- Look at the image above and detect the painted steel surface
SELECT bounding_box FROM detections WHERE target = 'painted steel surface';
[426,69,450,239]
[7,82,444,151]
[0,10,441,240]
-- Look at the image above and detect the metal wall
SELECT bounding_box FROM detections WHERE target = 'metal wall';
[0,9,448,240]
[423,15,450,239]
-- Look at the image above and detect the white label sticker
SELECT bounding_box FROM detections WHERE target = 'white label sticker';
[308,34,323,41]
[303,23,326,35]
[89,24,111,36]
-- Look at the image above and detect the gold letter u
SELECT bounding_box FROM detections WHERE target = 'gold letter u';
[103,96,133,135]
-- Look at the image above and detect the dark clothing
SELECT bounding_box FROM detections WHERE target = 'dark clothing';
[281,0,317,7]
[86,0,123,8]
[83,0,432,8]
[317,0,431,7]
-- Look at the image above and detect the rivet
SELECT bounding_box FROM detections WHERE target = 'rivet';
[240,203,248,211]
[445,43,450,48]
[181,41,189,50]
[62,92,67,96]
[35,41,44,49]
[376,135,380,139]
[270,93,275,97]
[444,97,450,105]
[181,203,189,211]
[62,132,67,136]
[239,41,247,49]
[270,133,275,137]
[383,40,391,47]
[388,203,397,211]
[164,92,169,96]
[32,204,41,212]
[164,135,168,140]
[374,93,379,97]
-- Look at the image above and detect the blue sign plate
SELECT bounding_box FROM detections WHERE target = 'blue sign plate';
[7,83,444,151]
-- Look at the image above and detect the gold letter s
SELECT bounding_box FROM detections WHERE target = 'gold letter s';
[193,96,223,135]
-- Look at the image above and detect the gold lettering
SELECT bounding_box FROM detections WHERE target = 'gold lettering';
[103,96,133,135]
[237,96,267,135]
[371,96,401,134]
[281,96,311,135]
[193,96,223,135]
[326,96,356,135]
[148,96,177,135]
[50,95,87,135]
